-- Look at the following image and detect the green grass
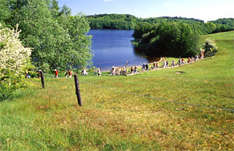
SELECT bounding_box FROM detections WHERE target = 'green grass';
[0,31,234,151]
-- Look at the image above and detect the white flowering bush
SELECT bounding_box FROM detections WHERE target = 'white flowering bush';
[0,24,32,100]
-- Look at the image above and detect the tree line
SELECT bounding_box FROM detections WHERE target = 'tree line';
[87,14,234,33]
[87,14,137,30]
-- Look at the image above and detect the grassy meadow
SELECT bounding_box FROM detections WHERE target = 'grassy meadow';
[0,31,234,150]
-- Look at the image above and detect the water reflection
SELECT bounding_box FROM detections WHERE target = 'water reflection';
[89,30,161,70]
[133,47,161,63]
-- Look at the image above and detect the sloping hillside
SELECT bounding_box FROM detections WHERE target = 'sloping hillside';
[0,32,233,150]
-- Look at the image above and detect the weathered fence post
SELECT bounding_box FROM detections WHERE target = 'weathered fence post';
[74,74,82,106]
[40,71,45,88]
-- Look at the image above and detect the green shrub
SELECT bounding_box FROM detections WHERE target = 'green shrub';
[0,69,27,100]
[203,40,218,57]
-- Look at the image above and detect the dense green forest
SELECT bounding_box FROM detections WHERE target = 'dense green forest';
[0,0,92,71]
[87,14,234,33]
[133,22,200,57]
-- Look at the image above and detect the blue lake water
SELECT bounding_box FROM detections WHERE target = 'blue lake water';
[88,30,148,70]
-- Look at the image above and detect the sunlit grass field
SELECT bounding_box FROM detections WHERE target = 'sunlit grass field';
[0,31,234,151]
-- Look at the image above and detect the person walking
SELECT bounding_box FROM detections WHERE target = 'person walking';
[65,70,72,78]
[54,69,58,78]
[97,68,102,76]
[171,60,175,67]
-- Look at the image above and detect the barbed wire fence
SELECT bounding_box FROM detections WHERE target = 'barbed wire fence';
[39,58,234,113]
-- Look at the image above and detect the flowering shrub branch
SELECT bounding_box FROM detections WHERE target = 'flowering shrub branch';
[0,24,32,100]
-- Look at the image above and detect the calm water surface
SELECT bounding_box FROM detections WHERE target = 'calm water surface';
[88,30,148,70]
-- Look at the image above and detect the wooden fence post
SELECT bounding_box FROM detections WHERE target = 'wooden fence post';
[40,71,45,88]
[74,75,82,106]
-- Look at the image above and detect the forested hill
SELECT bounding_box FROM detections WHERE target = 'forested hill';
[210,18,234,26]
[140,16,204,24]
[87,14,204,30]
[87,14,234,33]
[87,14,137,30]
[209,18,234,33]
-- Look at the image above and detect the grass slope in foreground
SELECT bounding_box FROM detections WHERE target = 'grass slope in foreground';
[0,32,234,151]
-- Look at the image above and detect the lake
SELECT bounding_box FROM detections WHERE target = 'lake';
[88,30,148,70]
